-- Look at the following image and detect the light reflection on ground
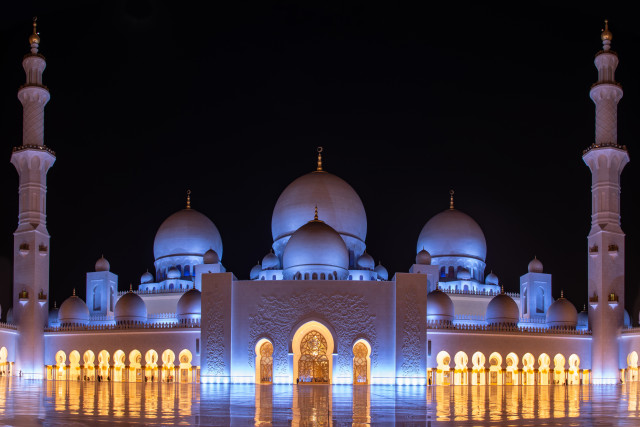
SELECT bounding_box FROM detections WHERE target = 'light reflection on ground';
[2,378,640,425]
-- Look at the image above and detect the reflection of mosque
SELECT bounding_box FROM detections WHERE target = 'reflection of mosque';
[3,19,640,389]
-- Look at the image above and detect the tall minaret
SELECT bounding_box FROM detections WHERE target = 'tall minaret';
[10,18,56,379]
[583,20,629,385]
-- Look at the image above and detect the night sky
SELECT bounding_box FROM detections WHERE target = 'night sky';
[1,2,638,322]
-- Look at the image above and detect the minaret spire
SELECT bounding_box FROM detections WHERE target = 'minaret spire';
[583,20,629,384]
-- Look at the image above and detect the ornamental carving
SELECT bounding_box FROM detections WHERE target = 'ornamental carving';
[204,284,225,376]
[400,290,422,376]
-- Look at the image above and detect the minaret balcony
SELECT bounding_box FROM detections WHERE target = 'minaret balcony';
[19,243,29,256]
[589,245,599,258]
[19,290,29,305]
[589,295,598,309]
[608,244,619,257]
[38,244,48,256]
[38,291,47,306]
[608,293,619,309]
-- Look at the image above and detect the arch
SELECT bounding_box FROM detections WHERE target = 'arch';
[522,353,535,385]
[453,351,468,385]
[83,350,96,380]
[471,351,486,385]
[110,288,115,312]
[292,321,334,384]
[523,286,528,315]
[129,349,143,382]
[627,351,639,382]
[353,339,371,385]
[93,286,101,311]
[536,287,545,313]
[538,353,551,385]
[55,350,67,380]
[68,350,81,381]
[505,352,519,385]
[254,338,274,384]
[113,350,126,382]
[161,349,176,382]
[179,349,193,383]
[488,352,502,385]
[568,354,581,384]
[97,350,110,381]
[436,351,451,385]
[145,349,159,381]
[553,353,566,385]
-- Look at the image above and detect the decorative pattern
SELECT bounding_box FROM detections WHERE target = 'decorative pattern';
[400,290,422,376]
[353,342,368,384]
[204,284,225,376]
[248,292,378,379]
[259,341,273,383]
[298,331,329,382]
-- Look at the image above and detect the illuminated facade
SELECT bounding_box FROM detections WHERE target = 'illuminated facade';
[1,20,640,387]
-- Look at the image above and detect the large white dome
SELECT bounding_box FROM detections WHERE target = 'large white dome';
[177,288,201,323]
[114,292,147,324]
[272,171,367,257]
[486,293,519,325]
[546,297,578,328]
[153,208,223,262]
[417,208,487,261]
[427,289,454,322]
[58,295,90,326]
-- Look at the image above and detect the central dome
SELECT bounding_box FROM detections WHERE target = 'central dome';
[417,209,487,261]
[153,208,223,261]
[272,171,367,257]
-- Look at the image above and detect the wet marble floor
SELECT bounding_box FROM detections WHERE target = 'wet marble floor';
[2,378,640,425]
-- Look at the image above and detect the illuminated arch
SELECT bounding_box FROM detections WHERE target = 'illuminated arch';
[161,349,176,382]
[0,347,8,377]
[471,352,486,385]
[353,339,371,385]
[69,350,81,381]
[522,353,535,385]
[83,350,96,380]
[292,321,335,384]
[553,353,566,385]
[254,338,273,384]
[129,350,143,382]
[538,353,551,385]
[55,350,67,380]
[505,352,519,385]
[454,351,468,385]
[145,349,159,381]
[98,350,110,380]
[488,352,502,385]
[627,351,638,382]
[436,351,451,385]
[179,349,193,383]
[568,354,581,385]
[113,350,126,382]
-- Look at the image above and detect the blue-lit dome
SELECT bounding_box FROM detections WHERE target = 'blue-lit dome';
[177,288,201,323]
[167,267,180,279]
[282,217,349,280]
[417,209,487,261]
[546,297,577,328]
[272,171,367,258]
[457,268,471,280]
[486,293,519,325]
[261,251,280,270]
[577,307,588,330]
[250,263,262,280]
[95,255,110,272]
[154,208,223,262]
[203,249,219,264]
[114,292,147,325]
[48,304,60,327]
[485,271,499,285]
[59,294,90,326]
[416,248,432,265]
[374,263,389,281]
[357,252,375,270]
[140,271,154,284]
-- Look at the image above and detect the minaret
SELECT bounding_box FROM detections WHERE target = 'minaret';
[583,20,629,384]
[10,18,56,379]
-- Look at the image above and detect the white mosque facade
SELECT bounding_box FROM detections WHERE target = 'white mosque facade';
[1,21,640,386]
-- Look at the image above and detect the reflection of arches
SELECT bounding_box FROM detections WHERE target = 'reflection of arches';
[129,350,143,382]
[506,352,519,385]
[627,351,639,382]
[162,349,176,382]
[69,350,81,381]
[538,353,551,385]
[352,340,371,385]
[292,321,335,384]
[55,350,67,380]
[553,354,566,385]
[83,350,96,380]
[568,354,581,384]
[489,352,502,385]
[179,349,193,383]
[436,351,451,385]
[98,350,110,380]
[145,350,159,381]
[472,352,486,385]
[454,351,468,385]
[522,353,535,385]
[113,350,126,382]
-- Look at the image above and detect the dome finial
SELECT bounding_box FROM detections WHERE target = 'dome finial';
[72,288,76,296]
[449,189,455,209]
[314,205,319,221]
[129,283,133,292]
[500,285,504,294]
[316,146,324,171]
[561,289,564,298]
[186,189,191,209]
[53,300,57,308]
[601,19,612,44]
[29,16,40,46]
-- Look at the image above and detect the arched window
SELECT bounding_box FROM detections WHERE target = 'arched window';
[260,341,273,383]
[320,273,325,280]
[110,288,115,312]
[353,342,368,384]
[523,286,528,315]
[312,273,318,280]
[184,265,191,277]
[304,273,309,280]
[298,331,329,383]
[536,287,545,313]
[448,266,455,279]
[440,267,446,278]
[93,286,100,311]
[169,283,174,290]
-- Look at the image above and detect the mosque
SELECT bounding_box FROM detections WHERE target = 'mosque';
[0,20,639,387]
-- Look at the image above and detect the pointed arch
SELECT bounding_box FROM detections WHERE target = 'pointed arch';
[352,339,371,385]
[454,351,468,385]
[292,321,335,384]
[255,338,274,384]
[436,351,451,385]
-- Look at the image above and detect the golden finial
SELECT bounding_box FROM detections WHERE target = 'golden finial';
[72,288,76,296]
[53,300,57,308]
[316,147,324,171]
[601,19,612,42]
[449,189,455,209]
[314,205,319,221]
[501,285,504,294]
[29,16,40,45]
[129,283,133,292]
[186,190,191,209]
[561,289,564,298]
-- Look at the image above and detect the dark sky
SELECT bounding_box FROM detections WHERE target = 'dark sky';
[1,2,638,321]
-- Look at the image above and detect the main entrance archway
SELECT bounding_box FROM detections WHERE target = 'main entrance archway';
[292,321,335,384]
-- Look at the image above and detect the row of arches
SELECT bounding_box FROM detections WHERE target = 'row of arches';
[254,321,371,385]
[47,349,199,383]
[432,351,585,386]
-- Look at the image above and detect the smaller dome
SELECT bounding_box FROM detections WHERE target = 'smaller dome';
[6,308,13,324]
[140,271,154,284]
[416,248,431,265]
[427,289,454,322]
[528,256,543,273]
[546,296,578,328]
[261,251,279,270]
[59,293,90,326]
[167,267,181,279]
[250,263,262,280]
[374,263,389,281]
[625,309,632,328]
[177,288,201,322]
[486,293,519,325]
[457,268,471,280]
[357,252,375,270]
[114,292,147,324]
[203,249,219,265]
[48,304,60,326]
[95,256,110,272]
[485,271,499,286]
[577,306,588,330]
